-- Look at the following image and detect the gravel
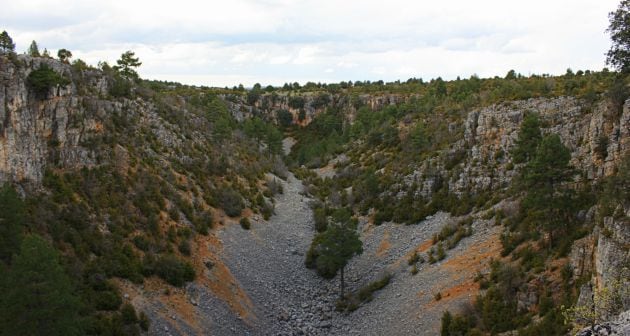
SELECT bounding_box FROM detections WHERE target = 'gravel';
[213,172,500,335]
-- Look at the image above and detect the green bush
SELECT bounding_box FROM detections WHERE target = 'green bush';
[219,187,244,217]
[144,254,195,287]
[313,207,328,232]
[336,274,391,312]
[178,240,191,256]
[120,303,138,324]
[94,290,122,311]
[240,217,251,230]
[288,96,305,109]
[110,75,132,98]
[26,64,70,95]
[138,312,150,331]
[277,109,293,127]
[408,251,420,265]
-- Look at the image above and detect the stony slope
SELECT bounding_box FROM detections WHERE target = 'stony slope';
[205,171,505,335]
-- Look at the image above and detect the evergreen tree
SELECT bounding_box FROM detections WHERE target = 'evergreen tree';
[607,0,630,72]
[114,51,142,80]
[0,235,82,335]
[57,49,72,63]
[28,40,40,57]
[520,135,575,247]
[0,31,15,53]
[313,219,363,298]
[511,113,542,164]
[0,185,25,263]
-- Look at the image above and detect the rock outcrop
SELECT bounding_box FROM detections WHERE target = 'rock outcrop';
[576,310,630,336]
[0,55,109,186]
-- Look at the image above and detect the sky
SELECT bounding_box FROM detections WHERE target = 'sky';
[1,0,621,87]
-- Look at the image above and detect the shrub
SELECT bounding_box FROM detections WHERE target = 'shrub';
[26,64,70,95]
[240,217,251,230]
[266,178,283,195]
[219,187,244,217]
[277,109,293,128]
[138,312,150,331]
[436,243,446,261]
[145,255,195,287]
[336,274,391,312]
[110,75,132,98]
[408,251,420,265]
[132,235,150,252]
[93,290,122,311]
[313,207,328,232]
[288,96,305,109]
[120,303,138,324]
[595,135,609,160]
[195,211,212,235]
[178,240,191,256]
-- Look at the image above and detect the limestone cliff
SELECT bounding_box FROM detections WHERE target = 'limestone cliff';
[0,55,108,186]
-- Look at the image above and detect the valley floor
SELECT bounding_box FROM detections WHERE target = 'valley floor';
[139,170,502,336]
[216,174,501,335]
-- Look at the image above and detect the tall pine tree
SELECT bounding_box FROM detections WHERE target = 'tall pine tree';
[0,235,82,336]
[313,217,363,298]
[0,185,25,263]
[520,135,575,247]
[511,113,542,164]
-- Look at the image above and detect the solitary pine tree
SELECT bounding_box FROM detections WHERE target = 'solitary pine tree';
[0,235,82,335]
[314,220,363,298]
[114,51,142,80]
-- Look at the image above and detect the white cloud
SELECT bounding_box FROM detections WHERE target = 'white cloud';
[1,0,620,86]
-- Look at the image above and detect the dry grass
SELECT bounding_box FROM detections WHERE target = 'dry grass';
[421,229,503,310]
[192,234,256,324]
[376,230,391,257]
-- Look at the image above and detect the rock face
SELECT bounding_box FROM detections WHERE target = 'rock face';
[575,310,630,336]
[0,55,109,186]
[225,91,411,126]
[455,96,630,194]
[570,214,630,327]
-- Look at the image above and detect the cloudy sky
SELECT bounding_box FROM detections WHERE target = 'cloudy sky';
[1,0,620,87]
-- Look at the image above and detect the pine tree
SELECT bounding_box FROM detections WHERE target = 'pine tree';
[607,0,630,72]
[0,235,82,335]
[28,40,40,57]
[0,185,25,263]
[314,219,363,298]
[57,48,72,63]
[520,135,575,247]
[114,50,142,80]
[0,31,15,53]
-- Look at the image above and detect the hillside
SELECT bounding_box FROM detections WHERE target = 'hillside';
[0,52,628,336]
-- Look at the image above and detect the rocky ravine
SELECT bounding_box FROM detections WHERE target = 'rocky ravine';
[210,170,503,335]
